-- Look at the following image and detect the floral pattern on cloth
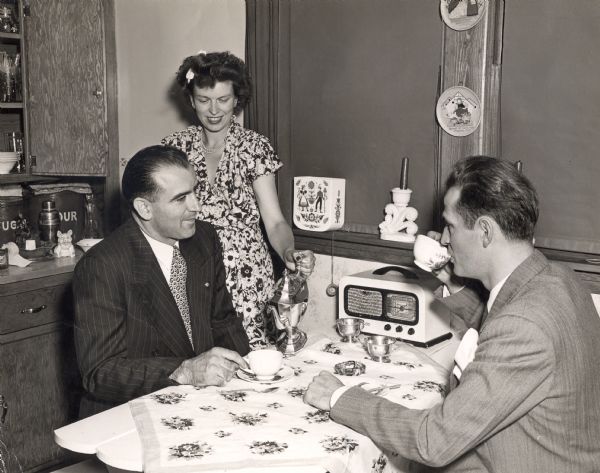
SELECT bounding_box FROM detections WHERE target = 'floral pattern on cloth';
[129,338,448,473]
[162,122,283,348]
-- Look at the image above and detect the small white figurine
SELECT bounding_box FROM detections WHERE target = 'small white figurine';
[379,188,419,243]
[54,229,76,258]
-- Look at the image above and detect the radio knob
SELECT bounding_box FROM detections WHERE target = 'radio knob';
[407,328,415,335]
[384,324,391,331]
[395,326,403,333]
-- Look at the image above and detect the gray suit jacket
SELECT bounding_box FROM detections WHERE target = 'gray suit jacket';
[73,219,250,417]
[331,250,600,472]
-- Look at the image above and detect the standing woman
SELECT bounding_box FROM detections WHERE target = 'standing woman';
[162,51,315,348]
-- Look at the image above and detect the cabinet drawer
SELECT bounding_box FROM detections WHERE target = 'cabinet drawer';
[0,284,70,334]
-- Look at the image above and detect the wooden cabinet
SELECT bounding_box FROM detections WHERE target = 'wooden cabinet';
[0,0,27,181]
[25,0,108,176]
[0,271,82,472]
[0,0,118,185]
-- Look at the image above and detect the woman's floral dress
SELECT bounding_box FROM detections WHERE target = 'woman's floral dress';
[162,122,282,347]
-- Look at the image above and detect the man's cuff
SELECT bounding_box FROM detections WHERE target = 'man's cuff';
[443,284,465,297]
[330,385,352,408]
[169,360,191,385]
[168,372,181,385]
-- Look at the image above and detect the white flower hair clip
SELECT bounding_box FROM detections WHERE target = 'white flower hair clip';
[185,69,194,84]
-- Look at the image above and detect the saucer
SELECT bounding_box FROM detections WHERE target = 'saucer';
[236,366,293,384]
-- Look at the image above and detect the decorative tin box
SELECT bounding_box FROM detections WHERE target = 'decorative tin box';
[293,176,345,232]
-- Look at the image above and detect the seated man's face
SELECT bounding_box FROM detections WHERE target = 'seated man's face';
[145,165,199,245]
[441,186,481,279]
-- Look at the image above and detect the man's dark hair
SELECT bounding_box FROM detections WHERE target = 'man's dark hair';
[446,156,539,241]
[122,145,191,210]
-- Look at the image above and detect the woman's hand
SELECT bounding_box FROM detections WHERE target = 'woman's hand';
[284,249,316,276]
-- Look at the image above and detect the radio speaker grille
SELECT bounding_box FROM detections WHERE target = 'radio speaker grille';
[346,287,382,317]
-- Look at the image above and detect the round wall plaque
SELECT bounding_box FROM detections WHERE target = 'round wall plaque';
[436,86,482,137]
[440,0,488,31]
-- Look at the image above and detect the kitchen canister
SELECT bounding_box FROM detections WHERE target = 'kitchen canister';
[0,196,24,245]
[25,187,87,241]
[293,176,345,231]
[38,200,60,244]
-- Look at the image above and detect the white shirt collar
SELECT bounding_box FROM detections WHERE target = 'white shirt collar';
[140,230,178,283]
[487,273,510,312]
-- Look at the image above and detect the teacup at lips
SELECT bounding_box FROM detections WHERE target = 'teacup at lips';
[413,234,451,271]
[246,349,284,380]
[336,318,364,342]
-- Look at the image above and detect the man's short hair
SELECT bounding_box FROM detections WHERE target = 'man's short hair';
[122,145,191,209]
[446,156,539,241]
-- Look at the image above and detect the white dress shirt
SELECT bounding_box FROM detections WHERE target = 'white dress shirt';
[140,230,178,284]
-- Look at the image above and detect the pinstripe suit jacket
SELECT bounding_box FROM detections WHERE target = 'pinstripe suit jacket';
[331,251,600,472]
[73,218,250,416]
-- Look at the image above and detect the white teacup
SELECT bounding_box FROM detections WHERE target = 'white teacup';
[413,234,451,272]
[246,349,284,380]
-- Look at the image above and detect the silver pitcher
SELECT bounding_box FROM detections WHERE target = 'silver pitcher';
[267,269,309,354]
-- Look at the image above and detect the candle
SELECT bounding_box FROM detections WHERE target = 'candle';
[400,157,409,190]
[515,160,523,174]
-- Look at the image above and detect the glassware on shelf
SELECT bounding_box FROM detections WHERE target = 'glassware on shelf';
[0,52,19,102]
[0,3,18,33]
[82,193,102,239]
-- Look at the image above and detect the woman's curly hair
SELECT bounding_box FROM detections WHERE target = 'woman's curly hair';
[176,51,251,115]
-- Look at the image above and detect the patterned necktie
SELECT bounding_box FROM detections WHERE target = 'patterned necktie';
[170,246,193,348]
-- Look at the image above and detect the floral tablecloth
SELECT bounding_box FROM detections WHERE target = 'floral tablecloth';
[129,338,448,473]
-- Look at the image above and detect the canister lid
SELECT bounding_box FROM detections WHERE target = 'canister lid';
[41,200,56,210]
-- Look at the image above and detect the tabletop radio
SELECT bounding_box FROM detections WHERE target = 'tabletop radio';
[338,266,452,347]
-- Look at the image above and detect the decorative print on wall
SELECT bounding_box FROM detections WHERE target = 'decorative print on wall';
[293,177,345,232]
[440,0,487,31]
[436,86,482,137]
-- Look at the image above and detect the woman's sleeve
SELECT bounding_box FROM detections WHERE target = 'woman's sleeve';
[247,135,283,182]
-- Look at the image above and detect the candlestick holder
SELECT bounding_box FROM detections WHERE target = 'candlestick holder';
[379,187,419,242]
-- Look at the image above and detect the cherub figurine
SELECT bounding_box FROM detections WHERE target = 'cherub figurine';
[54,230,76,258]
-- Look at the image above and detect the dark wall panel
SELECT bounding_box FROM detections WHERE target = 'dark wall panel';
[287,0,441,231]
[502,0,600,253]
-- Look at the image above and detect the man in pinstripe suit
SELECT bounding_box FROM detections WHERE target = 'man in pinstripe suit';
[305,156,600,471]
[73,145,250,417]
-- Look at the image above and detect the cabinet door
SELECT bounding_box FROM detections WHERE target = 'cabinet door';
[25,0,107,175]
[0,324,81,472]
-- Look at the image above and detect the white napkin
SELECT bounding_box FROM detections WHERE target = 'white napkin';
[452,328,479,380]
[2,242,32,268]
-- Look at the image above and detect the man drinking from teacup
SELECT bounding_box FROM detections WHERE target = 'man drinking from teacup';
[304,156,600,472]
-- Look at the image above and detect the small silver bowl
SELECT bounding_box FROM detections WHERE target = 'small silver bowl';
[364,335,396,362]
[334,360,366,376]
[336,318,364,343]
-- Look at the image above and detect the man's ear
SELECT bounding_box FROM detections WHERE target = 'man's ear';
[477,217,494,248]
[133,197,152,221]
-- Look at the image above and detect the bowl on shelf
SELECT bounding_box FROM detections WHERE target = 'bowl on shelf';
[0,151,17,174]
[77,238,103,252]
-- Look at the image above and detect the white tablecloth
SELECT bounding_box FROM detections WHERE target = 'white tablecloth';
[129,338,448,473]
